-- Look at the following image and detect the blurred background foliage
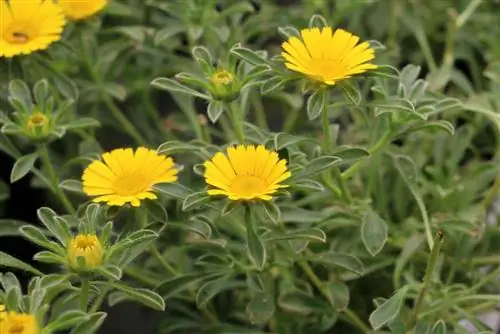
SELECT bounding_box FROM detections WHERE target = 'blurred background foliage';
[1,0,500,333]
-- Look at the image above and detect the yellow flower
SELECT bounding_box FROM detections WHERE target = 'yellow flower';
[67,234,104,270]
[59,0,107,21]
[0,305,40,334]
[0,0,65,58]
[281,27,377,85]
[204,145,291,201]
[82,147,178,207]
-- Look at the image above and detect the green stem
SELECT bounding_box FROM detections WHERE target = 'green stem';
[79,32,147,146]
[228,102,245,144]
[89,286,111,313]
[298,260,371,333]
[251,93,269,131]
[80,277,89,312]
[342,131,393,180]
[39,145,75,214]
[406,231,444,330]
[321,102,332,152]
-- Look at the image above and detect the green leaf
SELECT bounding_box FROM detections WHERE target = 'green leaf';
[263,228,326,242]
[339,80,361,105]
[332,146,370,164]
[312,252,364,275]
[273,132,313,150]
[185,217,212,239]
[157,140,201,155]
[154,26,184,45]
[279,290,331,314]
[44,310,89,332]
[260,76,287,95]
[108,230,158,266]
[431,319,446,334]
[154,183,195,199]
[0,252,43,276]
[182,191,211,211]
[196,274,233,308]
[278,26,301,39]
[328,281,349,311]
[368,287,409,330]
[37,207,71,246]
[246,218,266,270]
[231,46,270,67]
[254,201,281,224]
[98,265,122,281]
[20,225,64,254]
[306,89,327,120]
[151,78,210,100]
[308,14,328,28]
[406,120,455,136]
[59,179,84,194]
[293,156,342,179]
[10,153,38,183]
[33,251,66,264]
[109,283,165,311]
[291,179,324,191]
[157,272,221,299]
[246,291,276,324]
[69,312,107,334]
[63,118,100,130]
[192,46,213,71]
[8,79,32,111]
[104,83,127,101]
[33,79,49,106]
[369,65,400,79]
[399,64,421,96]
[207,100,225,123]
[361,209,388,256]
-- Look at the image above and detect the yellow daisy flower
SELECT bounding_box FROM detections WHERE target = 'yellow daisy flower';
[0,305,39,334]
[204,145,291,201]
[82,147,178,207]
[67,234,103,270]
[59,0,108,21]
[281,27,377,85]
[0,0,66,58]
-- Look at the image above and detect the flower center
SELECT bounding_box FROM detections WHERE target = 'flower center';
[75,235,97,251]
[27,112,47,128]
[3,22,34,44]
[309,59,347,79]
[113,174,150,196]
[211,71,234,85]
[9,323,25,334]
[230,176,267,197]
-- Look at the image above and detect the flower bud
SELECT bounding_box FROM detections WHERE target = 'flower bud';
[210,70,240,102]
[24,111,50,139]
[67,234,104,270]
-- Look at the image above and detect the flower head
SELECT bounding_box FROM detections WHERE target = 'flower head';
[59,0,107,21]
[0,305,39,334]
[281,27,377,85]
[204,145,291,201]
[82,147,178,207]
[67,234,104,270]
[0,0,65,58]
